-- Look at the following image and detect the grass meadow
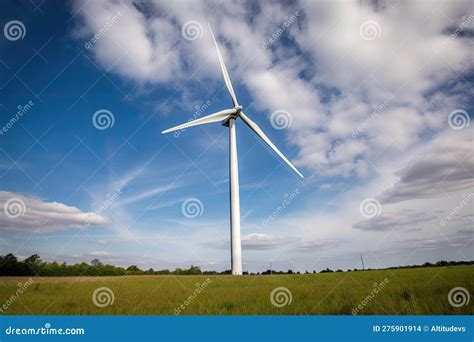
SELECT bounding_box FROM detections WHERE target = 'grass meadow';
[0,266,472,315]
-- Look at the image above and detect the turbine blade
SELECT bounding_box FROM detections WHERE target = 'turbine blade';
[208,23,239,107]
[239,111,304,178]
[161,109,236,134]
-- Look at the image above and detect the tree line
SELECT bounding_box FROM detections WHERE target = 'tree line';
[0,253,472,277]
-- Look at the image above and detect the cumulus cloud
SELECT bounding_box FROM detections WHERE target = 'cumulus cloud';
[295,239,342,251]
[0,191,110,232]
[392,236,471,252]
[66,0,474,269]
[291,0,473,174]
[205,233,343,252]
[379,128,474,204]
[89,251,111,257]
[71,0,473,180]
[72,0,183,83]
[205,233,297,250]
[353,210,438,231]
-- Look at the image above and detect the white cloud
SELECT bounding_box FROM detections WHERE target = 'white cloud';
[379,128,474,203]
[89,251,111,257]
[72,0,472,179]
[353,210,438,231]
[0,191,110,233]
[291,0,472,174]
[117,184,180,206]
[73,0,182,83]
[65,0,474,270]
[295,239,342,251]
[205,233,297,250]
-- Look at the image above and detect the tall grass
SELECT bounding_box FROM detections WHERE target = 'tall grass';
[0,266,472,315]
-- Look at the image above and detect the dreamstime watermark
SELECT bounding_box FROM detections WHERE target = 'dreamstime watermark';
[3,197,26,219]
[181,198,204,219]
[442,15,474,46]
[270,287,292,308]
[4,20,26,41]
[262,11,301,49]
[359,20,381,41]
[0,278,34,313]
[92,287,114,308]
[5,323,85,336]
[270,109,292,130]
[174,279,212,315]
[359,198,381,219]
[84,11,122,49]
[92,109,115,130]
[352,278,390,315]
[352,100,389,138]
[85,188,122,227]
[174,100,212,138]
[262,188,300,228]
[0,100,34,135]
[448,109,470,130]
[181,21,203,41]
[440,192,473,227]
[448,287,470,308]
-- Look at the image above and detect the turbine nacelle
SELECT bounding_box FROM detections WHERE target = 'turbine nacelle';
[161,24,303,178]
[161,23,304,275]
[222,106,243,127]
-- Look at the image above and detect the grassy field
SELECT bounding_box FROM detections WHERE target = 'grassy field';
[0,266,472,315]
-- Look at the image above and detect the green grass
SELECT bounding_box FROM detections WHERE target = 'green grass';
[0,266,472,315]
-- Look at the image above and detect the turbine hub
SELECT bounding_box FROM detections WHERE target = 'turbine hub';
[221,107,241,127]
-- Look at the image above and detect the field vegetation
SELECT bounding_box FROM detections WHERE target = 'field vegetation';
[0,264,472,315]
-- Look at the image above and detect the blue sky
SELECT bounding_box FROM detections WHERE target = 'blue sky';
[0,0,473,272]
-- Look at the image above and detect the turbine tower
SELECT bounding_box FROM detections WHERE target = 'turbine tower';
[162,24,303,275]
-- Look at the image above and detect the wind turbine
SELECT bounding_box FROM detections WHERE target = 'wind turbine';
[162,24,303,275]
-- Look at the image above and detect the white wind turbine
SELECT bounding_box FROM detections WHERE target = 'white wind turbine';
[162,24,303,275]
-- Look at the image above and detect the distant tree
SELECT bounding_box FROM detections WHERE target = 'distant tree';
[91,258,103,267]
[23,254,42,275]
[3,253,18,263]
[126,265,142,275]
[0,254,20,275]
[187,265,202,275]
[0,253,472,277]
[25,254,41,265]
[156,269,170,275]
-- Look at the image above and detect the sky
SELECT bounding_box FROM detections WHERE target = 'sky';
[0,0,472,272]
